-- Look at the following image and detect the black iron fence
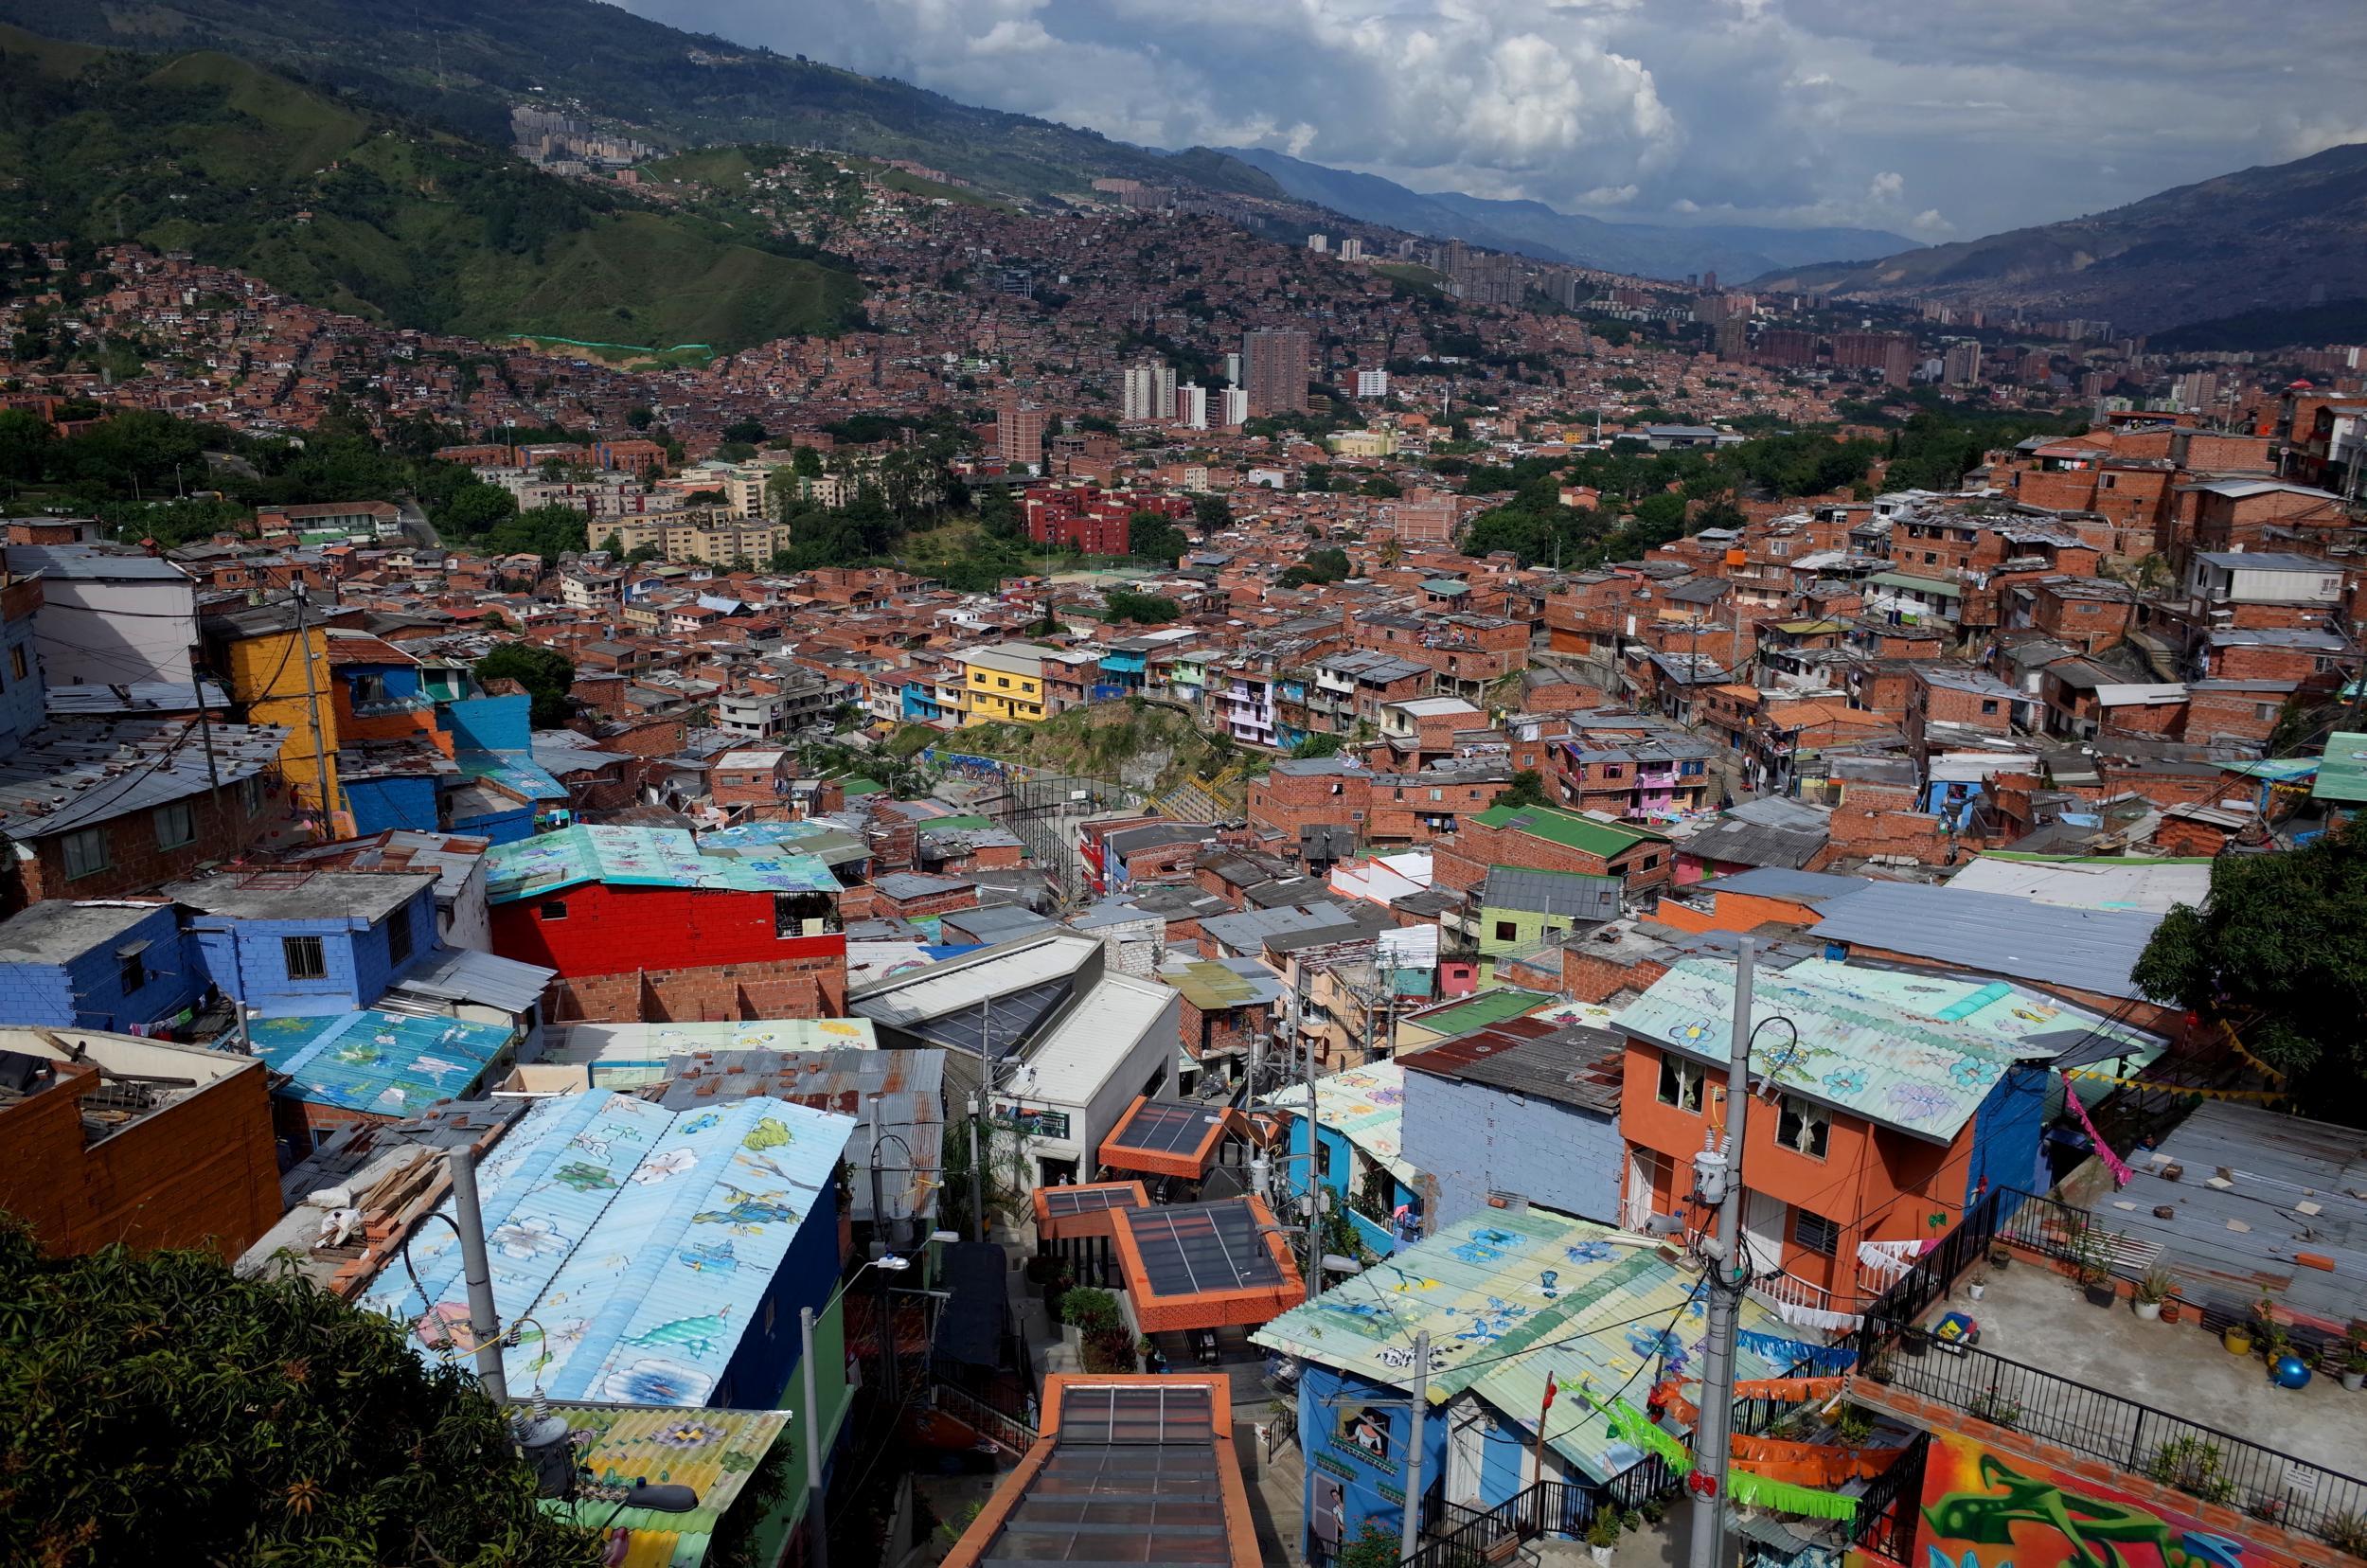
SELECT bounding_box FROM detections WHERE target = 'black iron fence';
[1847,1429,1929,1560]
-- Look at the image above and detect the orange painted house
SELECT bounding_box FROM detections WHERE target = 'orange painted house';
[1610,955,2106,1317]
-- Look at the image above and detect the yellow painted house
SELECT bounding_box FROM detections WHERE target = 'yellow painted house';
[217,621,346,828]
[956,642,1059,723]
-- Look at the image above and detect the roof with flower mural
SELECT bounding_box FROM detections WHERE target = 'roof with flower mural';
[357,1088,854,1407]
[482,824,840,904]
[1611,956,2075,1143]
[1251,1206,1798,1483]
[246,1007,511,1115]
[538,1401,790,1568]
[1261,1060,1413,1185]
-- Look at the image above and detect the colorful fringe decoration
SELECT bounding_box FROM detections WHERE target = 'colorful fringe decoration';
[1730,1434,1898,1487]
[1735,1331,1858,1372]
[1606,1397,1692,1474]
[2064,1079,2134,1187]
[1733,1376,1844,1403]
[1727,1468,1858,1523]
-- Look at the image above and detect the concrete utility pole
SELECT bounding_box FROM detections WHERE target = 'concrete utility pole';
[1399,1329,1433,1561]
[1686,935,1758,1568]
[294,581,334,831]
[445,1145,507,1404]
[1301,1023,1321,1304]
[800,1305,830,1568]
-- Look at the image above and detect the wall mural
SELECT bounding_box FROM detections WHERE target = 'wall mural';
[1900,1431,2305,1568]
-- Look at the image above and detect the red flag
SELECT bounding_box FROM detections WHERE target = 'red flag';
[1540,1374,1557,1414]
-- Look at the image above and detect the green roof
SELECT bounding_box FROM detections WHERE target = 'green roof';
[920,813,995,832]
[1473,802,1668,856]
[1867,571,1963,597]
[2313,731,2367,803]
[840,777,886,796]
[1402,986,1553,1037]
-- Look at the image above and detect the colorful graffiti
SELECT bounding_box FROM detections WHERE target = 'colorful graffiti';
[1909,1431,2296,1568]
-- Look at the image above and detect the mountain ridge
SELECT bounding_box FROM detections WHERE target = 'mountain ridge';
[1219,146,1918,283]
[1749,142,2367,332]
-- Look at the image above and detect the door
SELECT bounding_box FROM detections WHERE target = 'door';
[1741,1187,1788,1278]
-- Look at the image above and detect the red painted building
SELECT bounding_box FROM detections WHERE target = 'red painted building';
[1022,483,1189,554]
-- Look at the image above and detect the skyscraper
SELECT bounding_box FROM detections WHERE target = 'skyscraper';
[1121,361,1175,422]
[1178,384,1208,431]
[1942,341,1983,386]
[1716,316,1747,364]
[1242,329,1310,418]
[996,388,1045,469]
[1219,386,1249,427]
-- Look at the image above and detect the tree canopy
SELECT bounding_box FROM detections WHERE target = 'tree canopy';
[1127,510,1188,565]
[0,1218,602,1567]
[475,644,578,729]
[2131,816,2367,1110]
[1103,590,1182,626]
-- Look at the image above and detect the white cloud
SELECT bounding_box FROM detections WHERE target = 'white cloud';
[1909,208,1955,236]
[620,0,2367,237]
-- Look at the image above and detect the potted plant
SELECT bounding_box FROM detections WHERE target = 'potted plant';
[1585,1506,1619,1567]
[1967,1272,1987,1302]
[1986,1242,2012,1270]
[1834,1403,1876,1449]
[2253,1293,2290,1366]
[2341,1335,2367,1393]
[1860,1342,1896,1385]
[2160,1292,2184,1326]
[1967,1385,2021,1432]
[2134,1268,2174,1323]
[2072,1223,2117,1308]
[2326,1510,2367,1560]
[2147,1436,2236,1505]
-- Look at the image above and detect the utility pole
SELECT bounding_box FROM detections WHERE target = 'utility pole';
[973,996,993,1242]
[800,1305,830,1568]
[1301,1019,1321,1304]
[1398,1329,1432,1562]
[1686,935,1758,1568]
[293,581,335,833]
[445,1145,507,1404]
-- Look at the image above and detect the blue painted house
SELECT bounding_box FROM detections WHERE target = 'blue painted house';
[0,900,205,1033]
[164,869,439,1017]
[1267,1060,1422,1258]
[1397,1017,1628,1231]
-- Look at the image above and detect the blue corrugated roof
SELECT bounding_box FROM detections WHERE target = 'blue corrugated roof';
[361,1089,854,1405]
[246,1008,509,1115]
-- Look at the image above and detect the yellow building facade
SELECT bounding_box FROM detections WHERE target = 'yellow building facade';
[222,627,345,828]
[957,643,1058,723]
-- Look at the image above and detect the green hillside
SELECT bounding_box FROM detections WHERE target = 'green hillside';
[0,27,864,349]
[0,0,1236,203]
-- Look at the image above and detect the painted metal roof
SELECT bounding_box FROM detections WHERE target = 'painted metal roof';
[359,1089,855,1404]
[1612,957,2101,1141]
[0,719,285,840]
[539,1402,791,1568]
[1805,881,2162,1000]
[2314,731,2367,804]
[1262,1060,1413,1185]
[246,1007,511,1116]
[1482,866,1622,922]
[1252,1207,1791,1483]
[387,945,556,1016]
[1399,987,1556,1038]
[1944,855,2212,915]
[484,825,841,903]
[1158,957,1287,1011]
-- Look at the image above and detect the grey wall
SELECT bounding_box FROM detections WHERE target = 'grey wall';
[1399,1071,1625,1230]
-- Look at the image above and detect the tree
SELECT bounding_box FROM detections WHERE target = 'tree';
[0,1218,602,1566]
[1499,769,1548,809]
[1129,511,1188,565]
[475,643,578,729]
[1191,492,1231,534]
[597,531,624,557]
[625,405,655,430]
[721,419,768,443]
[1361,474,1401,498]
[1104,590,1182,625]
[1290,733,1346,759]
[792,445,826,478]
[0,407,53,493]
[2132,817,2367,1112]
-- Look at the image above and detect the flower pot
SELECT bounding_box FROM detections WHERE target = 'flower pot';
[1967,1283,1985,1300]
[1589,1547,1613,1567]
[1903,1333,1929,1359]
[2134,1300,2162,1322]
[2085,1283,2118,1309]
[1987,1247,2011,1269]
[2161,1300,2182,1325]
[2224,1327,2254,1356]
[2342,1370,2366,1393]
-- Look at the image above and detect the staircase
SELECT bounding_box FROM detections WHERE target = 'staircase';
[1146,760,1249,824]
[932,1382,1037,1461]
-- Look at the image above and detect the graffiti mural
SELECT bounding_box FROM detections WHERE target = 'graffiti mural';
[1908,1431,2305,1568]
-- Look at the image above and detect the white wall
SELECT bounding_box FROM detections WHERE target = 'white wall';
[34,575,197,686]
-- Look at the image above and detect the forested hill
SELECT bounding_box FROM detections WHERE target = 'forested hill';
[0,25,865,350]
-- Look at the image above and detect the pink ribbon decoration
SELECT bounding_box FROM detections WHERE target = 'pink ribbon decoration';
[2064,1078,2133,1186]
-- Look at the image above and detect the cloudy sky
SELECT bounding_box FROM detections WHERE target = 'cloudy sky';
[616,0,2367,241]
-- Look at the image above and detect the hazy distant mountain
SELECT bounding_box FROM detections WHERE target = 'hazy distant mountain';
[1221,147,1917,284]
[1751,143,2367,332]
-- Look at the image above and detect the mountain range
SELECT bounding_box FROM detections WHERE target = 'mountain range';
[1217,148,1919,283]
[1750,142,2367,333]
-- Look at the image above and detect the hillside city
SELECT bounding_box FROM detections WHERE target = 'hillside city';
[3,30,2367,1568]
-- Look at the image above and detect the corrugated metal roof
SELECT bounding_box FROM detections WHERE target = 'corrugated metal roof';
[246,1007,511,1116]
[1263,1060,1412,1184]
[1616,957,2140,1141]
[1023,972,1178,1088]
[1159,957,1285,1011]
[1945,856,2212,915]
[485,825,841,902]
[358,1089,854,1405]
[1252,1207,1791,1483]
[0,719,285,840]
[387,946,556,1016]
[1402,1018,1625,1114]
[1807,882,2162,999]
[656,1047,942,1226]
[1482,866,1622,921]
[540,1402,790,1568]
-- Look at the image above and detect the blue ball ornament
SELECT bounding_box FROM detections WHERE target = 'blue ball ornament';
[2270,1353,2311,1389]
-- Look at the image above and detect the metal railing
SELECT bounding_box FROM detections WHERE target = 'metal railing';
[931,1381,1038,1458]
[1846,1429,1929,1559]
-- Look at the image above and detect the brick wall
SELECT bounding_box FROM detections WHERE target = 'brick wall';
[1433,818,1672,896]
[1816,778,1953,866]
[1562,943,1668,1004]
[548,950,846,1024]
[13,771,294,912]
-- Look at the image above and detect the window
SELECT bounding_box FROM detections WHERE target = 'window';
[1658,1055,1703,1113]
[1776,1095,1830,1159]
[62,828,110,881]
[1494,920,1520,941]
[539,900,568,920]
[1640,853,1660,869]
[350,673,387,704]
[240,775,263,813]
[118,950,146,995]
[997,675,1010,687]
[1980,699,1999,716]
[2254,703,2279,722]
[1430,788,1443,802]
[387,912,414,966]
[1792,1208,1842,1256]
[152,800,195,849]
[1601,764,1623,778]
[8,644,24,682]
[1315,1137,1333,1179]
[283,935,329,981]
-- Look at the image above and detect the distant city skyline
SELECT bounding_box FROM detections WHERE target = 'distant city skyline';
[620,0,2367,241]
